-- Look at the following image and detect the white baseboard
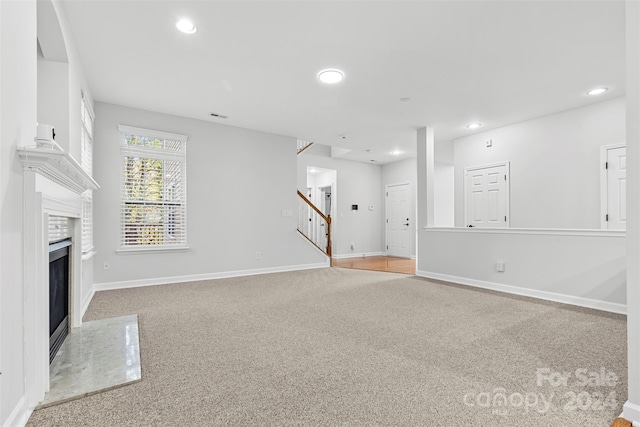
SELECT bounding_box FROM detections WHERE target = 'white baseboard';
[416,270,626,315]
[81,287,95,318]
[624,401,640,425]
[332,252,386,260]
[3,397,31,427]
[94,262,330,292]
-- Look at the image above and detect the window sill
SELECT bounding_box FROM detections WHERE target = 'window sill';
[116,246,190,255]
[81,250,97,261]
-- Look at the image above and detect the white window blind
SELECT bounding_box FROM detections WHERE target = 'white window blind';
[82,191,94,254]
[49,216,71,243]
[80,96,94,176]
[118,125,188,250]
[80,94,95,255]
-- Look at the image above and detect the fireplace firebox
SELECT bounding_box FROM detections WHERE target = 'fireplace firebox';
[49,239,71,363]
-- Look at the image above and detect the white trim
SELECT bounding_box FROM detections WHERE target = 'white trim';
[17,147,99,194]
[2,397,31,427]
[600,143,626,229]
[116,246,190,255]
[81,286,96,318]
[94,263,330,292]
[624,401,640,424]
[42,195,81,218]
[117,124,188,142]
[81,250,97,261]
[423,226,626,238]
[415,270,626,315]
[332,252,386,259]
[296,230,331,261]
[463,161,510,228]
[81,89,95,121]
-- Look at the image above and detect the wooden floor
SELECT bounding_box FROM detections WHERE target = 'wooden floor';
[611,418,632,427]
[332,256,416,275]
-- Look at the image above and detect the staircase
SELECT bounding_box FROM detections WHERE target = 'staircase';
[297,190,332,257]
[296,139,330,258]
[297,139,314,155]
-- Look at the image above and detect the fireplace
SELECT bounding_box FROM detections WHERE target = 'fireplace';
[49,239,71,363]
[18,145,99,407]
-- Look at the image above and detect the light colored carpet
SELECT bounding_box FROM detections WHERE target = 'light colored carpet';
[28,267,626,426]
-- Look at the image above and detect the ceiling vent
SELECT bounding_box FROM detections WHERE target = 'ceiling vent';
[210,113,229,119]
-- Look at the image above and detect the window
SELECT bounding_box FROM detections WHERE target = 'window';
[49,216,71,243]
[80,94,95,255]
[118,125,188,251]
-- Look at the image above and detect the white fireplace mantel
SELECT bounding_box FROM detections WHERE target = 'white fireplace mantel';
[19,145,100,409]
[18,146,99,194]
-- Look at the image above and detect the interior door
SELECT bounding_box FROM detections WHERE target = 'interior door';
[386,183,411,258]
[606,146,626,229]
[465,163,509,228]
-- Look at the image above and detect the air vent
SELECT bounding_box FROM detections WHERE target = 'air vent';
[210,113,229,119]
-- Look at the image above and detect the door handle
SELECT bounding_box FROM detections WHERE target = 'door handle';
[468,225,475,228]
[402,223,410,226]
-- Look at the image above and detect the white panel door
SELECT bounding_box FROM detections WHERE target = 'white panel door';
[606,146,626,229]
[465,163,509,228]
[386,183,411,258]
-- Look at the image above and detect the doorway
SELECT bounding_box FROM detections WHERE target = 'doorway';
[385,182,412,258]
[306,167,337,255]
[602,144,626,230]
[464,162,510,228]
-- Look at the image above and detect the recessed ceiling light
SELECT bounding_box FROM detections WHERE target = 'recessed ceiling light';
[400,98,411,102]
[318,69,344,84]
[309,168,317,174]
[587,87,608,96]
[466,123,482,130]
[176,19,197,34]
[391,150,403,155]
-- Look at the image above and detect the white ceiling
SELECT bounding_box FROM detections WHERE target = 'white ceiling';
[60,1,625,164]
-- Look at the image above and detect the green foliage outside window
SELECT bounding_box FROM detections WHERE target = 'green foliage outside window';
[122,134,185,247]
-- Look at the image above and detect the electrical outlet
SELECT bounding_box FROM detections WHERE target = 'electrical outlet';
[496,261,505,272]
[255,251,261,260]
[103,261,110,271]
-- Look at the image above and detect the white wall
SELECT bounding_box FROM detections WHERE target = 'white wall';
[381,158,417,257]
[418,229,626,312]
[37,60,69,151]
[434,162,454,227]
[0,1,37,426]
[52,0,96,313]
[453,97,626,229]
[298,154,383,257]
[93,103,326,287]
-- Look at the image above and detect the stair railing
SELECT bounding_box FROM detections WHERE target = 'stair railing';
[297,140,314,155]
[297,190,331,257]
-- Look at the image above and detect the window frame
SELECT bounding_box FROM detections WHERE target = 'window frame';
[80,94,95,256]
[117,125,189,254]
